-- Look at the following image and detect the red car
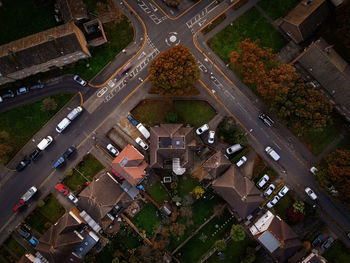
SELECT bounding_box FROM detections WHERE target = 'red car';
[55,183,69,195]
[111,169,124,182]
[13,200,25,212]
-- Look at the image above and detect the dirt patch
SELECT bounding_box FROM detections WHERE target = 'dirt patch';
[119,118,142,140]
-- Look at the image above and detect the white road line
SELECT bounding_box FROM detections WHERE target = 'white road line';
[273,140,282,150]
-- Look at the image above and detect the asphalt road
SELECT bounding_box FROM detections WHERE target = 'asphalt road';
[0,0,349,247]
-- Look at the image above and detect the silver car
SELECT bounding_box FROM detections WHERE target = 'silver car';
[267,195,280,208]
[106,144,119,157]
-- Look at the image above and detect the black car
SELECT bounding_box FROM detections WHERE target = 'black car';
[311,234,324,248]
[259,113,274,127]
[29,83,44,90]
[63,146,76,159]
[16,158,31,172]
[2,90,15,99]
[29,149,41,161]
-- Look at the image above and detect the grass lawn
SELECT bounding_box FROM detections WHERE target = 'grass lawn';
[208,7,286,64]
[258,0,300,20]
[4,237,26,258]
[132,202,161,238]
[76,154,105,181]
[177,175,200,199]
[131,99,216,128]
[63,170,87,191]
[147,181,169,204]
[0,93,74,164]
[64,17,134,81]
[38,195,65,223]
[25,213,51,234]
[0,0,56,45]
[274,195,293,220]
[178,210,234,263]
[323,240,350,263]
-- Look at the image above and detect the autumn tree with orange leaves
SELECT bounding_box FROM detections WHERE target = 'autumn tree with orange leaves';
[150,45,200,96]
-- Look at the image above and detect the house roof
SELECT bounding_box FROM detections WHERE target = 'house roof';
[202,151,231,179]
[283,0,325,26]
[149,124,196,169]
[111,144,148,187]
[58,0,88,23]
[212,166,263,218]
[78,172,132,226]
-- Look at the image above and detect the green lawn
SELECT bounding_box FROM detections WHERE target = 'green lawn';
[25,213,51,234]
[76,154,105,181]
[274,195,293,220]
[132,202,161,238]
[208,7,286,64]
[39,195,65,223]
[0,94,74,164]
[259,0,300,20]
[131,99,216,128]
[4,237,26,258]
[63,170,87,191]
[64,17,134,81]
[0,0,56,45]
[177,176,200,199]
[147,181,169,204]
[323,240,350,263]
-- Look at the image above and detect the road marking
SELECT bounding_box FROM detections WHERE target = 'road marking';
[186,1,217,28]
[273,141,282,150]
[97,87,108,97]
[149,2,158,11]
[149,0,203,20]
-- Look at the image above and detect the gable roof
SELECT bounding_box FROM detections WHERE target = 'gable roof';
[58,0,88,23]
[283,0,325,26]
[212,166,263,218]
[202,151,231,179]
[111,144,148,187]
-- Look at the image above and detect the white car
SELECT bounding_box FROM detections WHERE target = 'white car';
[236,156,247,167]
[67,193,78,204]
[196,124,209,135]
[278,186,289,197]
[136,137,149,150]
[267,195,280,208]
[208,131,215,144]
[226,144,243,155]
[106,144,119,157]
[310,166,318,175]
[73,75,87,86]
[257,174,269,188]
[305,187,318,200]
[264,184,276,197]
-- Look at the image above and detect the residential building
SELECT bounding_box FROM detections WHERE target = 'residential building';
[212,166,264,219]
[280,0,330,43]
[201,151,231,180]
[250,211,301,263]
[300,250,328,263]
[57,0,88,23]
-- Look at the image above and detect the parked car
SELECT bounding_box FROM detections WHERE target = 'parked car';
[305,187,318,200]
[2,90,15,99]
[208,131,215,144]
[67,107,83,121]
[17,228,30,239]
[236,156,247,167]
[29,149,41,161]
[73,75,87,86]
[127,115,139,126]
[29,83,44,90]
[111,169,124,182]
[278,186,289,197]
[53,157,65,168]
[16,158,31,172]
[136,123,150,139]
[263,184,276,197]
[67,193,78,204]
[63,146,76,159]
[265,146,280,161]
[13,200,25,212]
[311,234,324,248]
[135,137,149,150]
[267,195,280,208]
[106,144,119,156]
[321,237,335,250]
[226,144,243,155]
[37,136,53,151]
[196,124,209,135]
[257,174,269,188]
[16,87,29,95]
[13,186,37,212]
[258,113,274,127]
[29,236,39,247]
[310,166,318,175]
[0,96,2,103]
[55,183,69,195]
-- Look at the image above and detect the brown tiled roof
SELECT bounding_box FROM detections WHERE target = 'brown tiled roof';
[78,173,132,225]
[58,0,88,23]
[212,166,263,218]
[149,124,196,169]
[202,151,231,179]
[111,144,148,187]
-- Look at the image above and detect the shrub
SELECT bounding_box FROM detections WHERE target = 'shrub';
[214,239,227,251]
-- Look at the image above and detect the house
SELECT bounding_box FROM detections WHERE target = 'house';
[250,211,301,263]
[82,19,108,47]
[212,166,264,219]
[78,172,132,230]
[280,0,330,43]
[201,151,231,180]
[57,0,88,23]
[111,144,148,187]
[0,22,90,85]
[292,38,350,121]
[300,250,328,263]
[149,124,196,175]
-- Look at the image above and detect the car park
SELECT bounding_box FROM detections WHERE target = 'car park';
[67,193,78,204]
[264,184,276,197]
[208,131,215,144]
[278,186,289,197]
[37,136,53,150]
[63,146,76,159]
[16,158,31,172]
[73,75,87,86]
[311,234,324,248]
[236,156,247,167]
[305,187,317,200]
[257,174,269,188]
[106,144,119,156]
[259,113,274,127]
[321,237,335,250]
[196,124,209,135]
[29,83,44,90]
[53,157,65,168]
[55,183,69,195]
[127,115,139,126]
[226,144,243,155]
[29,236,39,247]
[267,195,280,208]
[16,87,29,95]
[111,169,124,182]
[29,149,41,161]
[135,137,149,150]
[2,90,15,99]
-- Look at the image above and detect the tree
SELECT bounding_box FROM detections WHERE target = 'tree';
[41,97,57,112]
[192,186,205,199]
[169,223,186,237]
[149,45,200,96]
[292,201,305,214]
[216,117,237,144]
[112,258,120,263]
[214,239,227,252]
[233,130,248,146]
[230,224,246,242]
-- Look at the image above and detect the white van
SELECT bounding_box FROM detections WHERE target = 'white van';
[136,123,150,139]
[56,118,71,133]
[265,146,280,161]
[37,136,53,150]
[67,106,83,121]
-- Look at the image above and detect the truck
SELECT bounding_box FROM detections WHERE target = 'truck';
[136,123,150,139]
[265,146,280,161]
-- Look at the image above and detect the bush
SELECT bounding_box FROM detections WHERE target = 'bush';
[230,224,246,242]
[214,239,227,252]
